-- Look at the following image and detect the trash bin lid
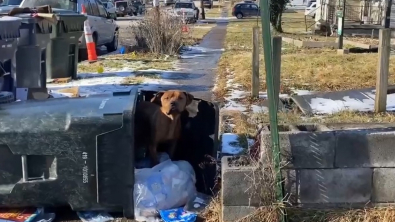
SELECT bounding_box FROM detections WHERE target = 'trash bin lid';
[0,16,22,40]
[12,13,52,34]
[52,10,87,33]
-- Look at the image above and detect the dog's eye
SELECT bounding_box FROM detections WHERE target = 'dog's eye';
[164,97,169,100]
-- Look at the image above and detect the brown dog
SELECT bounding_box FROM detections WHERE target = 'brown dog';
[134,90,194,166]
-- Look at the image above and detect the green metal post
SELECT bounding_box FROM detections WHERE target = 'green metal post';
[259,0,285,221]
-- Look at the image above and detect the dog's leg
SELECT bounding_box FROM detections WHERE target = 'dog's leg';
[167,140,177,160]
[149,143,159,167]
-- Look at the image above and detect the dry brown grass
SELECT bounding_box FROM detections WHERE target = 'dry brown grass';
[223,50,395,93]
[203,200,395,222]
[202,195,222,222]
[287,207,395,222]
[120,76,147,85]
[204,4,225,18]
[219,109,395,139]
[77,53,176,73]
[218,11,395,94]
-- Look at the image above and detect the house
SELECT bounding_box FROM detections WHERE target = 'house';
[313,0,395,36]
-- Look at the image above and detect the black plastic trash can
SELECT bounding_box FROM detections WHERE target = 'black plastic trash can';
[0,89,219,218]
[46,10,86,80]
[0,16,22,94]
[0,90,136,218]
[10,14,51,92]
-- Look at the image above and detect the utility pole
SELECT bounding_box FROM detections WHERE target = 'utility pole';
[200,0,205,20]
[259,0,285,221]
[337,0,346,49]
[385,0,393,28]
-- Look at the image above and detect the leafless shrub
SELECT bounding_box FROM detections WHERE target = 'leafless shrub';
[201,131,285,222]
[132,9,185,55]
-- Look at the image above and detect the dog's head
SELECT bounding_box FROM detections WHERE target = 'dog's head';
[151,90,194,115]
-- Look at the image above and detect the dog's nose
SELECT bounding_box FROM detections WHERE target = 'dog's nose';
[170,101,176,106]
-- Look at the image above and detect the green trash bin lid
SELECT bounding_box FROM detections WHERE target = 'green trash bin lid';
[0,16,22,40]
[52,9,87,33]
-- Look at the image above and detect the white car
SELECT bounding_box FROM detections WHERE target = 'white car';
[173,1,198,23]
[19,0,119,60]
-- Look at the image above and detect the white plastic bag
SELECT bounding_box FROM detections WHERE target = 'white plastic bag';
[134,160,197,221]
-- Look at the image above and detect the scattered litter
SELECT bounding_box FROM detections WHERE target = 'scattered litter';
[184,192,211,213]
[134,160,197,221]
[120,46,126,54]
[31,213,55,222]
[221,133,245,155]
[159,208,197,222]
[97,66,104,74]
[76,211,113,222]
[0,208,43,222]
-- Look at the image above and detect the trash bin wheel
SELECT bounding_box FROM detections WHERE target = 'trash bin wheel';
[106,31,119,53]
[0,91,14,104]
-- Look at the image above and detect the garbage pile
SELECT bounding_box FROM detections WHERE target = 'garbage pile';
[134,152,210,222]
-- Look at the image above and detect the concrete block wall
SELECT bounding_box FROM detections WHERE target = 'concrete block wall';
[221,124,395,221]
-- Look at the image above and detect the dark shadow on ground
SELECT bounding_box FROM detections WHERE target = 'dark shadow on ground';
[75,71,205,81]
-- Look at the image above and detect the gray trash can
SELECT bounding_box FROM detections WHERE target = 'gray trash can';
[45,10,86,80]
[12,14,51,91]
[0,16,21,96]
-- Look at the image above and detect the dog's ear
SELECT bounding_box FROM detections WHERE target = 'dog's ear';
[183,92,194,106]
[150,91,165,105]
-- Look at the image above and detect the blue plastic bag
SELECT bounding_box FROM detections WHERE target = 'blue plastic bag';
[119,46,126,54]
[159,208,197,222]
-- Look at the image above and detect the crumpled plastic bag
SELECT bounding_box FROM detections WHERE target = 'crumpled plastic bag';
[134,159,197,222]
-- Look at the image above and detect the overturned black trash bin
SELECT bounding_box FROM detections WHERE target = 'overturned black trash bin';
[0,91,136,218]
[0,16,22,96]
[0,89,220,219]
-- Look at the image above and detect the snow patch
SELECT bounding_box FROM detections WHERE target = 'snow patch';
[221,133,245,155]
[180,46,225,59]
[309,91,395,114]
[48,70,178,98]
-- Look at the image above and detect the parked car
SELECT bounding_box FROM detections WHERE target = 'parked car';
[0,0,22,14]
[20,0,119,60]
[232,2,259,19]
[102,1,117,19]
[164,0,175,6]
[202,0,212,9]
[131,0,145,15]
[114,0,134,16]
[305,0,316,18]
[173,1,198,23]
